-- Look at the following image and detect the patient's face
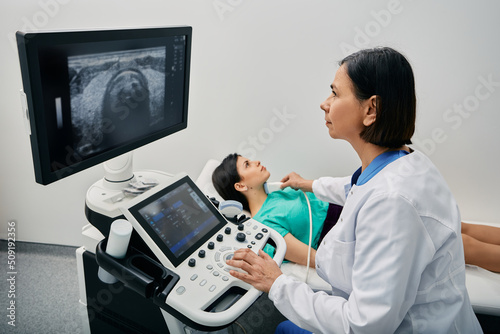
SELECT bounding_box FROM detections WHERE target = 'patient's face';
[236,156,270,190]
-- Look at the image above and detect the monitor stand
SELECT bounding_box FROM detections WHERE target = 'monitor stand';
[102,152,135,189]
[85,151,174,237]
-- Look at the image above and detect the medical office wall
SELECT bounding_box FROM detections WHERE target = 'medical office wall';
[1,0,499,246]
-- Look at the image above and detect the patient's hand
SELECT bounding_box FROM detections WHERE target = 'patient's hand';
[283,233,316,268]
[281,172,313,193]
[226,248,282,293]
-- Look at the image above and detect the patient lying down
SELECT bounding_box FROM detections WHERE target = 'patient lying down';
[212,153,340,267]
[212,153,500,273]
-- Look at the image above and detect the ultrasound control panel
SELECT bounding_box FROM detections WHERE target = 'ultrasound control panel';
[116,173,286,328]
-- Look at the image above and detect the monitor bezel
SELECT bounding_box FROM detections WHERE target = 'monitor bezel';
[16,26,192,185]
[128,176,227,268]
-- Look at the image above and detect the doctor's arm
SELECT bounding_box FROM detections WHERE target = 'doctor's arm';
[269,195,432,334]
[226,248,282,293]
[280,172,313,192]
[226,235,318,289]
[281,173,350,206]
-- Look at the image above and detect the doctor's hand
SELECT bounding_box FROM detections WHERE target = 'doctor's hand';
[226,248,282,293]
[281,172,313,193]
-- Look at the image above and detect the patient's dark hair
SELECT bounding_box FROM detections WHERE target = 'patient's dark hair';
[212,153,250,212]
[340,47,416,149]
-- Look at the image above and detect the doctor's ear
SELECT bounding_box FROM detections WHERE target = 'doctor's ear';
[234,182,248,193]
[363,95,378,127]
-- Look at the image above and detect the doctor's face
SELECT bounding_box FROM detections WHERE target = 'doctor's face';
[320,65,366,144]
[235,156,270,189]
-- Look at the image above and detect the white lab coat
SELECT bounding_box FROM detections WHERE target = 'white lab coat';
[269,151,482,333]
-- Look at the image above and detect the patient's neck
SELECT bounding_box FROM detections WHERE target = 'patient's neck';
[246,188,268,217]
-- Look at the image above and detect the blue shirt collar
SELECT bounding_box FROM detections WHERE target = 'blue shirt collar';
[351,150,409,186]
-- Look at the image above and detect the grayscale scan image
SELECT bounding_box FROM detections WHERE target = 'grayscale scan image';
[68,47,166,157]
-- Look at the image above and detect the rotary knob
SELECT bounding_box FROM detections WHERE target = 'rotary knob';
[236,232,246,242]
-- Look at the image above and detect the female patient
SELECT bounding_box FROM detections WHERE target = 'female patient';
[213,153,500,273]
[462,222,500,272]
[212,153,342,268]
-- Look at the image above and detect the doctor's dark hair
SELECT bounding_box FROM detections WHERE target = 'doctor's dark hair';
[340,47,416,148]
[212,153,250,212]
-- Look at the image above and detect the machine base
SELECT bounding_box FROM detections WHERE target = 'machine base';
[80,249,172,333]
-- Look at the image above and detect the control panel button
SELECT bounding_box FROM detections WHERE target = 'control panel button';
[217,234,224,242]
[262,228,268,233]
[188,258,196,267]
[198,250,206,258]
[208,241,215,250]
[224,227,232,234]
[238,223,244,231]
[255,233,263,240]
[236,232,246,242]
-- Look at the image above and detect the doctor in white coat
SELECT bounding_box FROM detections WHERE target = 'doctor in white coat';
[226,47,483,333]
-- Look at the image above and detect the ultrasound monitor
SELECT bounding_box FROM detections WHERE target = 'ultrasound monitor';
[16,26,192,185]
[128,176,226,267]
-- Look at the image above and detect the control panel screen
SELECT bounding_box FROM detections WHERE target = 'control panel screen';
[129,176,226,267]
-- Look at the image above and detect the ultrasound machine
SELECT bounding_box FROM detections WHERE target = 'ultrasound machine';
[16,26,286,333]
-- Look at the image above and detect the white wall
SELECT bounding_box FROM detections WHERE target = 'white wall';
[1,0,499,246]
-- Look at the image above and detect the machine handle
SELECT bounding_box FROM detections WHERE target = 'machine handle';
[268,227,287,266]
[95,240,179,299]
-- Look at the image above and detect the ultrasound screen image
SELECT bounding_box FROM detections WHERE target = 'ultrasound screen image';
[135,181,223,262]
[68,47,166,157]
